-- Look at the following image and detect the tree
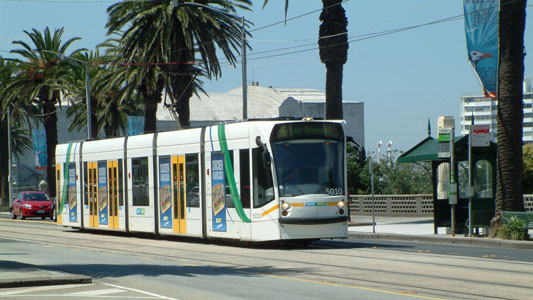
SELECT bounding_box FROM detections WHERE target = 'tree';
[0,58,35,206]
[346,148,432,195]
[495,1,527,212]
[522,144,533,194]
[64,48,143,138]
[346,143,369,194]
[3,27,84,197]
[489,0,527,238]
[106,0,252,130]
[319,0,348,119]
[264,0,348,119]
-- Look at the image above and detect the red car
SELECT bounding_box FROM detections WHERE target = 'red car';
[10,191,54,220]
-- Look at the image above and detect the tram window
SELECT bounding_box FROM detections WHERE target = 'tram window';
[185,154,200,207]
[83,162,88,206]
[240,149,250,209]
[225,151,234,208]
[253,148,274,208]
[132,157,149,206]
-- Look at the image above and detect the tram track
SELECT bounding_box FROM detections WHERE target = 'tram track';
[3,220,532,276]
[2,220,532,300]
[4,220,533,276]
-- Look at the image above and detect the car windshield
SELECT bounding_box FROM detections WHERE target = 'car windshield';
[272,139,344,197]
[23,193,49,201]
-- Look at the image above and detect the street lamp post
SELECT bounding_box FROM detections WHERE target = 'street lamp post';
[37,49,92,140]
[7,107,13,208]
[84,63,92,140]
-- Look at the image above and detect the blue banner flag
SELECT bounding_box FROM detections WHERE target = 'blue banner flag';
[464,0,499,98]
[127,116,145,136]
[31,130,47,170]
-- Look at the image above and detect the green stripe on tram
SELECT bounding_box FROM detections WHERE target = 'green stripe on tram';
[218,124,251,223]
[58,143,73,215]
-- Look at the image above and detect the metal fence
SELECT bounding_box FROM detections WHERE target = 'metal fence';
[349,194,533,216]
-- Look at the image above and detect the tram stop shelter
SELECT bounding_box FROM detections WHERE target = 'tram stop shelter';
[398,135,497,234]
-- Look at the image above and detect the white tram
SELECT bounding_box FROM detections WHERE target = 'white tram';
[55,119,348,242]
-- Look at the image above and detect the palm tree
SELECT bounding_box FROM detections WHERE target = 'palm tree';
[64,48,143,138]
[3,27,84,197]
[494,1,527,214]
[0,58,37,206]
[264,0,348,119]
[106,0,252,130]
[319,0,348,119]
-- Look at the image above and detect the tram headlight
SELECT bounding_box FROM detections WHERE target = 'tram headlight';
[337,201,345,209]
[281,202,291,210]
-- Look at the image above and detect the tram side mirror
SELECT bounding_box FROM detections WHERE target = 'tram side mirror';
[255,136,271,168]
[347,136,366,166]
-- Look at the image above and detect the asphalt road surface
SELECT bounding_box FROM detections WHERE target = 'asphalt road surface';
[1,217,532,300]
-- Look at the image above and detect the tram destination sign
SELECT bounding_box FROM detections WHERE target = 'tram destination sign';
[271,122,343,142]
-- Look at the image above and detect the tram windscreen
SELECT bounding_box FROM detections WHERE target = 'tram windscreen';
[271,123,344,197]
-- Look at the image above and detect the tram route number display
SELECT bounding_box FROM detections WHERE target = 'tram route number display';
[325,188,343,196]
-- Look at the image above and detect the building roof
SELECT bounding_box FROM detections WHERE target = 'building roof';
[157,85,362,122]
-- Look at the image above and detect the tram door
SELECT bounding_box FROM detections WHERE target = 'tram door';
[108,161,119,229]
[56,164,62,224]
[172,156,186,234]
[87,162,98,228]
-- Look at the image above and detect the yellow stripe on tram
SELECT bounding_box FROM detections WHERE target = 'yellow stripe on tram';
[262,204,279,217]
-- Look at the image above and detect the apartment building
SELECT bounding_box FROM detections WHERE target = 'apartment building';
[460,78,533,143]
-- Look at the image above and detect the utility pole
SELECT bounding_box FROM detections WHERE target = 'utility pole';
[7,107,13,208]
[241,16,248,121]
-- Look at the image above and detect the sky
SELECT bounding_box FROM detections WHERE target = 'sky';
[1,0,532,154]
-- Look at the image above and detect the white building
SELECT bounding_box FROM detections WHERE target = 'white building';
[181,84,365,147]
[459,78,533,143]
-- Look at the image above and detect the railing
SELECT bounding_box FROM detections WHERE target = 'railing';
[525,195,533,212]
[349,194,533,216]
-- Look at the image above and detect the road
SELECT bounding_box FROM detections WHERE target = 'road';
[1,217,532,300]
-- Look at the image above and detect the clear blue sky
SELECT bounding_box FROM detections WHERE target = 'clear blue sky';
[1,0,532,153]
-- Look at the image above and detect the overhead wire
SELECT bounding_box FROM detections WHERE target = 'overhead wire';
[249,0,439,44]
[218,13,464,68]
[0,0,350,65]
[1,1,531,69]
[217,1,531,68]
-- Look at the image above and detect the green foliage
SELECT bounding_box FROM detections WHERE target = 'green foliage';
[523,144,533,194]
[106,0,252,127]
[346,143,369,194]
[0,57,34,158]
[64,46,143,138]
[347,148,432,195]
[498,216,529,240]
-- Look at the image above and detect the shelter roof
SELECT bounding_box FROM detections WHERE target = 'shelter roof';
[398,135,470,163]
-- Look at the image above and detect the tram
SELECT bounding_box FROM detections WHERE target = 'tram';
[55,119,348,242]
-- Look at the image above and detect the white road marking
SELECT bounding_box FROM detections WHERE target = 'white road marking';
[0,284,94,295]
[67,288,126,296]
[1,294,155,298]
[102,283,181,300]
